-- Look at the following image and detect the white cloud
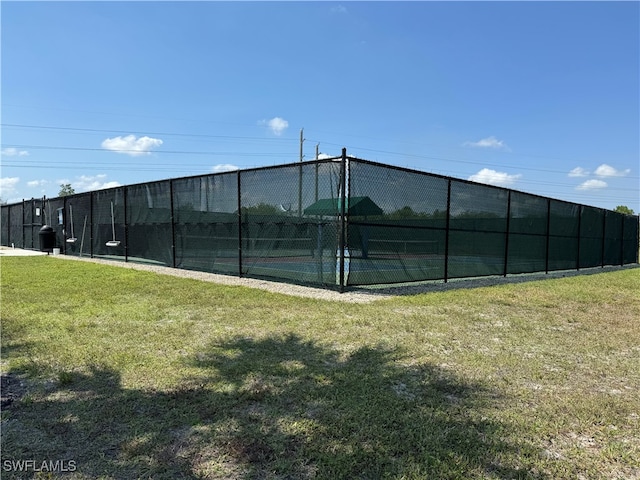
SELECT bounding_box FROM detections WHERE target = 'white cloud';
[1,147,29,157]
[0,177,20,198]
[594,164,630,178]
[75,174,121,192]
[317,153,335,160]
[212,164,239,173]
[27,179,49,187]
[468,168,522,187]
[259,117,289,136]
[568,167,589,177]
[576,179,608,191]
[101,135,163,156]
[464,136,510,150]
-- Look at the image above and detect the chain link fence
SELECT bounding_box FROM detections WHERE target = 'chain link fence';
[2,153,638,291]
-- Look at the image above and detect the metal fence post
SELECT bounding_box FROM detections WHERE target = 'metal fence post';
[124,187,129,263]
[63,196,67,255]
[619,214,625,267]
[19,200,23,248]
[237,170,243,278]
[601,210,607,268]
[444,179,452,283]
[636,217,640,264]
[338,148,347,292]
[90,192,94,258]
[170,179,177,268]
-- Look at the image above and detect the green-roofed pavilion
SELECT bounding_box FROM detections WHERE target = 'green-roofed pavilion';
[304,196,383,217]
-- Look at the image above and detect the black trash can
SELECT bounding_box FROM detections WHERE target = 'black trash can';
[39,225,56,253]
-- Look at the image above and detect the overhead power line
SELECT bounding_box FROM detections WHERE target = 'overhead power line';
[1,123,296,143]
[2,144,294,157]
[5,122,638,179]
[3,123,638,188]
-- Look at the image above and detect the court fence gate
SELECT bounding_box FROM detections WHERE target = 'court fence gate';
[2,149,638,292]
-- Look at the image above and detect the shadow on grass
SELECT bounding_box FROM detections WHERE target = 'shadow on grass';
[2,335,546,479]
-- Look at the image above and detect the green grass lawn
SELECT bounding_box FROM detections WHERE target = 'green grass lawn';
[1,256,639,479]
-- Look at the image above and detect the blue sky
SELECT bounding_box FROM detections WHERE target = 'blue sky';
[1,1,638,213]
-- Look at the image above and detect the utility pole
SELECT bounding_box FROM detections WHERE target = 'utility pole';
[315,143,320,202]
[299,128,305,162]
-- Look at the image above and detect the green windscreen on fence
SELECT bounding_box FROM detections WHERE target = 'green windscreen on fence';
[28,201,41,250]
[507,192,549,274]
[173,173,239,275]
[242,161,342,286]
[603,211,623,266]
[48,198,65,250]
[24,202,33,250]
[26,202,35,249]
[92,188,126,260]
[347,160,448,285]
[623,215,639,265]
[580,206,605,269]
[7,204,22,248]
[1,156,637,289]
[548,200,580,271]
[0,206,8,247]
[63,193,91,257]
[126,181,173,266]
[448,180,508,279]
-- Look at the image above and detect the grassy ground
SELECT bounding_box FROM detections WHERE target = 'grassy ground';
[1,256,639,479]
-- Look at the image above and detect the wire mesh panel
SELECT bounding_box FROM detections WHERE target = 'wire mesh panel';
[46,198,66,250]
[603,211,623,266]
[64,193,91,257]
[92,188,125,260]
[448,181,508,278]
[241,160,342,286]
[26,200,40,250]
[346,160,448,285]
[507,192,549,274]
[579,206,604,268]
[300,160,343,286]
[548,200,579,271]
[0,206,8,246]
[23,200,33,227]
[9,203,25,249]
[23,200,34,249]
[127,181,173,266]
[173,173,239,274]
[3,203,22,248]
[623,215,639,265]
[28,200,42,250]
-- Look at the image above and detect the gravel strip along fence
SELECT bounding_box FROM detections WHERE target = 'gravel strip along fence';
[51,254,390,303]
[47,253,639,304]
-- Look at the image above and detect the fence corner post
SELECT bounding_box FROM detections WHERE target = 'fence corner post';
[338,147,347,292]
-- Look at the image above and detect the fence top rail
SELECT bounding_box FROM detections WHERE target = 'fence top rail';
[348,157,638,219]
[1,156,638,223]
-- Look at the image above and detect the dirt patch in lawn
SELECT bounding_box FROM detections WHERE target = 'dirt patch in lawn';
[1,373,28,409]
